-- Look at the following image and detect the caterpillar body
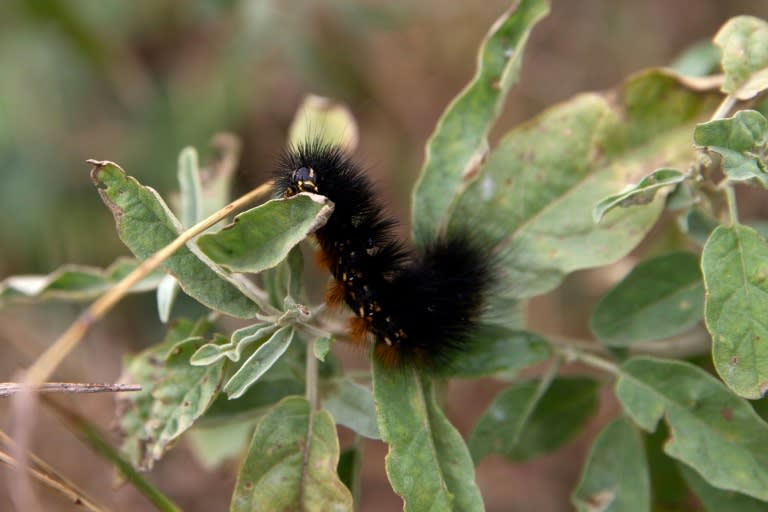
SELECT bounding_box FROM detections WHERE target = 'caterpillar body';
[275,140,492,370]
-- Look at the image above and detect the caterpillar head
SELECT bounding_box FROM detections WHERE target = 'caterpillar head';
[284,166,319,197]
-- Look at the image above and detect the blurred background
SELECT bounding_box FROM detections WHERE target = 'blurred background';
[2,1,768,511]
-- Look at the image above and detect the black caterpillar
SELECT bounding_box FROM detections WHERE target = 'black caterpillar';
[274,140,491,370]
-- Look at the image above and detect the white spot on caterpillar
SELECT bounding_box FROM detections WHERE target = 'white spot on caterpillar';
[384,337,393,346]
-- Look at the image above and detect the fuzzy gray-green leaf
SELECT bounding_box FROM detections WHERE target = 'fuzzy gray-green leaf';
[593,168,686,223]
[224,326,295,399]
[90,160,259,318]
[197,194,332,274]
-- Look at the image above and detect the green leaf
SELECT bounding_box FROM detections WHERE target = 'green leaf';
[703,225,768,399]
[411,0,550,245]
[469,376,599,463]
[677,207,720,246]
[714,16,768,99]
[90,160,259,318]
[177,147,203,228]
[191,322,276,366]
[593,168,686,223]
[224,326,295,399]
[321,378,380,440]
[437,326,551,378]
[288,94,359,151]
[694,110,768,186]
[0,258,162,307]
[671,41,721,78]
[202,377,304,423]
[615,356,768,501]
[117,318,224,470]
[679,463,768,512]
[162,147,202,322]
[231,396,352,512]
[263,245,304,310]
[644,423,689,510]
[156,274,180,323]
[446,70,720,299]
[591,252,704,347]
[372,363,483,511]
[572,417,650,512]
[187,418,256,470]
[313,335,332,362]
[337,443,362,506]
[197,194,333,274]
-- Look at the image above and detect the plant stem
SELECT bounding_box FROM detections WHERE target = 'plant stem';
[556,344,620,375]
[306,337,319,410]
[711,94,737,121]
[723,182,740,225]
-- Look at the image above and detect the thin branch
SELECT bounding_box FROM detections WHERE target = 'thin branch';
[0,451,107,512]
[0,431,106,512]
[555,344,620,375]
[723,181,740,225]
[43,398,182,512]
[306,337,319,411]
[0,382,140,398]
[710,94,738,121]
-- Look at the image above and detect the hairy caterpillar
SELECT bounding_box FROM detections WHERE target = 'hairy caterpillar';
[274,140,492,370]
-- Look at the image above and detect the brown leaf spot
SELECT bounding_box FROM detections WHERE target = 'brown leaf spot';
[461,151,487,182]
[720,407,734,422]
[760,382,768,397]
[584,490,615,511]
[731,355,740,366]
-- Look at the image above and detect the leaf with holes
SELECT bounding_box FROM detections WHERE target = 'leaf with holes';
[117,318,224,470]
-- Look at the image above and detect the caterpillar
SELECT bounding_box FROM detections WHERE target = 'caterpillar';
[274,140,492,370]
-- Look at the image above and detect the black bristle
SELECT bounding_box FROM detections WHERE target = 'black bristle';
[273,139,492,371]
